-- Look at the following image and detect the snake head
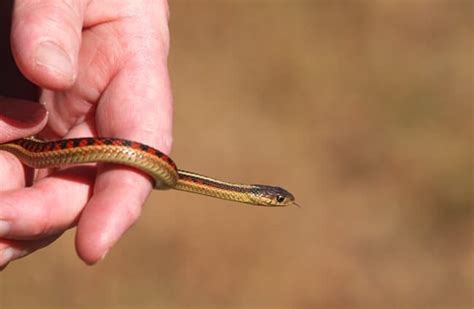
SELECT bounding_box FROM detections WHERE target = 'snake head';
[250,185,297,207]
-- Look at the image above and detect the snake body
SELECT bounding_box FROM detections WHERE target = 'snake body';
[0,137,296,207]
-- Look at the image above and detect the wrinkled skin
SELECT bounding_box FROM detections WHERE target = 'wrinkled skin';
[0,0,173,269]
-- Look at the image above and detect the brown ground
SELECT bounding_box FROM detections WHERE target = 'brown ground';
[1,1,472,308]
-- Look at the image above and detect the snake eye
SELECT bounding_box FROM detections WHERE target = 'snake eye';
[276,195,285,203]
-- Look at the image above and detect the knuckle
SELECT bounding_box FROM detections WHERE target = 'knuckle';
[28,189,54,238]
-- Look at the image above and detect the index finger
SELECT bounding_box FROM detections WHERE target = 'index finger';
[75,12,173,264]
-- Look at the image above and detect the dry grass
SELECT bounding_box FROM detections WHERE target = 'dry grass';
[1,1,472,308]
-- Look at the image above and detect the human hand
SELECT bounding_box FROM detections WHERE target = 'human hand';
[0,0,173,268]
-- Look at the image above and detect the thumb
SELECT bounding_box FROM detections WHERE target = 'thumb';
[0,98,48,142]
[10,0,85,90]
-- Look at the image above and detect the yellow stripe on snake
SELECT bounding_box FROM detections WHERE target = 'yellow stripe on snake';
[0,137,297,207]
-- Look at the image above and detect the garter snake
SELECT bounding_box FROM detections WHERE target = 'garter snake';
[0,137,297,207]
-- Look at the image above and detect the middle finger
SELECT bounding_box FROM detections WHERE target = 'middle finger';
[0,165,95,240]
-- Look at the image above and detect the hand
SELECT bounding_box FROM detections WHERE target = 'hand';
[0,0,173,268]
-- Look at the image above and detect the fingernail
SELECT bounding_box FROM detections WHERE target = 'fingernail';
[0,99,47,126]
[0,220,10,236]
[35,41,74,82]
[0,248,14,266]
[100,249,110,262]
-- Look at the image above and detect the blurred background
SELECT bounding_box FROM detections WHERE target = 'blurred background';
[1,1,472,308]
